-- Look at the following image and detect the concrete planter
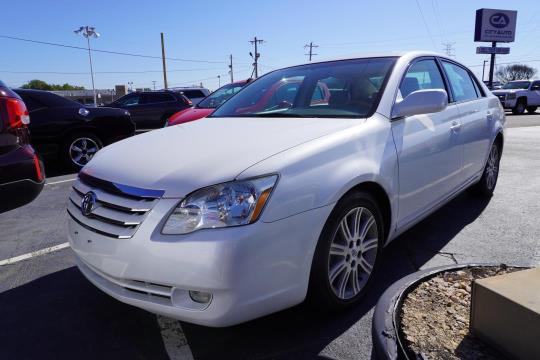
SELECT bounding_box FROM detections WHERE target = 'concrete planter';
[371,263,526,360]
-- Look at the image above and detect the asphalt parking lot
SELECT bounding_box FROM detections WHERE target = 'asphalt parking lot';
[1,113,539,360]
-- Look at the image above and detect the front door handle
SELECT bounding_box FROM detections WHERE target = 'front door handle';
[450,121,461,133]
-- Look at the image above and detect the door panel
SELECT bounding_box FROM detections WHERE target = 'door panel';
[392,58,463,229]
[392,105,462,227]
[456,99,491,181]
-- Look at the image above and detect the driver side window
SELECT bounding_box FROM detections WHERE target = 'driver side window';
[399,59,446,100]
[119,95,140,106]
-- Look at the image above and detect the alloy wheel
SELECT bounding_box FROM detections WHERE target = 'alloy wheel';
[69,137,99,167]
[328,207,379,300]
[485,145,499,190]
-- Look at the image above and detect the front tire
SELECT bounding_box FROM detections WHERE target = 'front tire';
[308,191,384,309]
[473,142,501,196]
[62,132,103,170]
[512,99,526,115]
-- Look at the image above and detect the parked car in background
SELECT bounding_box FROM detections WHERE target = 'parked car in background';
[167,80,250,126]
[492,80,540,114]
[67,52,504,327]
[483,80,502,90]
[169,87,210,105]
[14,89,135,170]
[0,82,44,213]
[106,91,192,130]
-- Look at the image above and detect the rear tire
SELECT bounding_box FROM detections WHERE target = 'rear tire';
[62,132,102,171]
[512,99,526,115]
[308,191,384,310]
[472,141,501,196]
[526,106,537,114]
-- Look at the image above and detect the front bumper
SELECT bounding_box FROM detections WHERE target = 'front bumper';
[69,198,333,327]
[495,96,516,109]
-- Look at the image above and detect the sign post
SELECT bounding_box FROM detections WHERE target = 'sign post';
[474,8,517,89]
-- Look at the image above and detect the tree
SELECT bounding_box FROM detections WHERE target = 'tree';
[20,79,85,91]
[496,64,537,84]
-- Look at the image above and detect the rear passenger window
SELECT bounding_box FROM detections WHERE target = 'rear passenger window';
[441,61,479,102]
[182,90,205,98]
[142,93,175,104]
[399,59,446,99]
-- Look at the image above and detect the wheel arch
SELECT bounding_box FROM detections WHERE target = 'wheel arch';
[339,181,392,244]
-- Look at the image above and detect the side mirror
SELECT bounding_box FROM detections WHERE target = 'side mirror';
[531,85,540,91]
[392,89,448,119]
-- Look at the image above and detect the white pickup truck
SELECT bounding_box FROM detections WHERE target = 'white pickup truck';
[492,80,540,114]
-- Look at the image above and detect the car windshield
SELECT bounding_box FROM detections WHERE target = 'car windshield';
[211,57,397,118]
[197,83,245,109]
[502,81,531,89]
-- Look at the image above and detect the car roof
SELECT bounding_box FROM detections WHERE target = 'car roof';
[279,50,454,69]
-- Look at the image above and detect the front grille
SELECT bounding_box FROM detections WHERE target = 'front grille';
[67,175,163,239]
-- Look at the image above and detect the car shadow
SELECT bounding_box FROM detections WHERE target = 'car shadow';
[0,267,169,360]
[0,192,491,360]
[180,191,492,359]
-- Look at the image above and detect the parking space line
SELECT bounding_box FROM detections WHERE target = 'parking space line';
[46,178,77,185]
[157,315,194,360]
[0,242,70,266]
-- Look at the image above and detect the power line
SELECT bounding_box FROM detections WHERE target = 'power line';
[0,34,226,64]
[0,67,228,75]
[304,42,318,61]
[414,0,437,49]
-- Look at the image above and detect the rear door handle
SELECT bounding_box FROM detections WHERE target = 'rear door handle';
[450,121,461,132]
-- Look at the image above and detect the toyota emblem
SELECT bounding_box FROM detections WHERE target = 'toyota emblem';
[81,191,97,216]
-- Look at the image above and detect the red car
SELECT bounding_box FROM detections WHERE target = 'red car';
[166,80,250,126]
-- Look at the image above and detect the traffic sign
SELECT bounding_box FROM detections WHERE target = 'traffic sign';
[476,46,510,55]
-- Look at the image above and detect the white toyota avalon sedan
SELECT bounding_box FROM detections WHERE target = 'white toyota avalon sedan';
[67,51,504,327]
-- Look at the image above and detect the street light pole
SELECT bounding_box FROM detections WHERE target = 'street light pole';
[217,75,221,88]
[75,26,100,107]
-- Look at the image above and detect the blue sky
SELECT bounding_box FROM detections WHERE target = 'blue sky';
[1,0,539,91]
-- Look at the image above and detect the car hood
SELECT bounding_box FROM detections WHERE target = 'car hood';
[82,116,360,198]
[168,107,213,126]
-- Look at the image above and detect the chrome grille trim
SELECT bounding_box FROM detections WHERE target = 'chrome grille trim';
[68,175,163,239]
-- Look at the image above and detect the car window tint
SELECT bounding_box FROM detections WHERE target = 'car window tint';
[141,93,175,104]
[399,59,446,99]
[212,57,396,118]
[117,95,140,106]
[442,61,479,102]
[182,90,205,98]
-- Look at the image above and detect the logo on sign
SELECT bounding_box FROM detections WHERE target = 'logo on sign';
[489,13,510,28]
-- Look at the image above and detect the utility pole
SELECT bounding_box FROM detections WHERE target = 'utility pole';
[217,75,221,88]
[160,32,168,89]
[441,42,456,57]
[249,37,264,78]
[152,81,156,91]
[74,26,100,107]
[304,42,318,61]
[482,60,488,82]
[228,54,234,83]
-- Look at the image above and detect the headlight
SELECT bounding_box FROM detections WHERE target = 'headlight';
[506,93,516,100]
[162,175,278,234]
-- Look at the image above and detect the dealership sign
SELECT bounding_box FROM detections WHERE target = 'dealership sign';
[475,8,517,42]
[476,46,510,54]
